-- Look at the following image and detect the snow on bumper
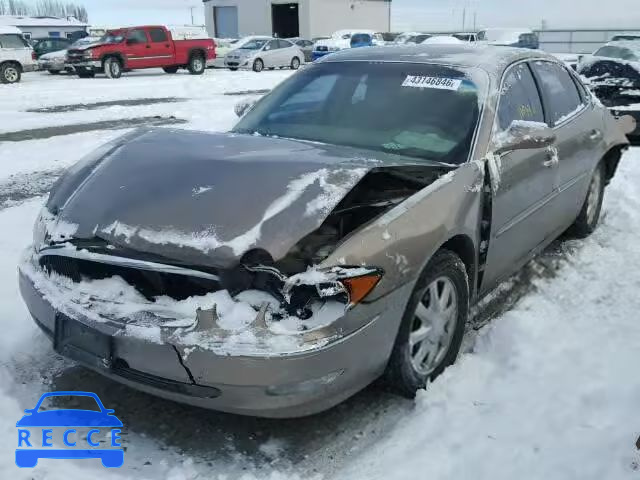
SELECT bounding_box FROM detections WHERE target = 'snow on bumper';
[18,249,395,416]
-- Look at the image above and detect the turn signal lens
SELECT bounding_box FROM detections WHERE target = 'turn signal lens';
[340,273,382,305]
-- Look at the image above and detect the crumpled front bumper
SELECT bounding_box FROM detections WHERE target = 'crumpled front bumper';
[18,253,409,417]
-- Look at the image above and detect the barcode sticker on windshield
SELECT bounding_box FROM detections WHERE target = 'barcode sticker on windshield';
[402,76,462,90]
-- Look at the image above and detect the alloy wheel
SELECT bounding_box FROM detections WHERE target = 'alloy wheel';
[409,276,459,376]
[4,66,19,83]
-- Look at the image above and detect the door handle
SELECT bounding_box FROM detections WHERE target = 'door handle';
[146,45,151,49]
[543,147,559,168]
[588,129,602,141]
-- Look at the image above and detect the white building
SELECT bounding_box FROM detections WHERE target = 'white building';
[0,15,87,40]
[203,0,391,39]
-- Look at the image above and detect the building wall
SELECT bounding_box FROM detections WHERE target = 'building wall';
[14,25,86,39]
[204,0,389,39]
[308,0,390,38]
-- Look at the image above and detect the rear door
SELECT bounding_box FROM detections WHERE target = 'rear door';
[278,39,295,65]
[480,61,559,291]
[530,60,601,228]
[124,28,151,68]
[262,39,280,67]
[147,27,174,67]
[0,33,33,67]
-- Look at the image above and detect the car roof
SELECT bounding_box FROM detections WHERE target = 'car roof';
[600,41,640,53]
[316,44,556,77]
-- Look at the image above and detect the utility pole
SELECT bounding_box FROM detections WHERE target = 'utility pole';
[462,8,466,31]
[190,6,195,25]
[473,11,477,31]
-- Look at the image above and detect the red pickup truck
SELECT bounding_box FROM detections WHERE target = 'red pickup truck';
[66,25,216,79]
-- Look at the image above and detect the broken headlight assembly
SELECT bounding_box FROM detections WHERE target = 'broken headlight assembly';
[241,263,383,319]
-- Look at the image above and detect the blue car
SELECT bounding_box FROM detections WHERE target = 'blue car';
[350,33,373,48]
[16,392,123,468]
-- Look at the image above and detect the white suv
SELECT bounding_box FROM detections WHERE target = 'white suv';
[0,26,37,84]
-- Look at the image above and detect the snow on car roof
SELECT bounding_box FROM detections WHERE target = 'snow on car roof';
[601,41,640,54]
[0,25,23,34]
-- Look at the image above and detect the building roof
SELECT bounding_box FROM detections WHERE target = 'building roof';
[317,44,558,76]
[0,15,87,28]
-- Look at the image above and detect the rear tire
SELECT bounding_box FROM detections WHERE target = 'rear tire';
[48,69,60,75]
[163,66,179,74]
[228,67,238,71]
[104,57,122,79]
[567,161,606,238]
[252,58,264,73]
[291,57,300,70]
[77,71,95,78]
[0,62,21,84]
[188,54,205,75]
[383,249,469,398]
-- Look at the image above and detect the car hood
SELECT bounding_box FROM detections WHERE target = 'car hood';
[46,129,424,268]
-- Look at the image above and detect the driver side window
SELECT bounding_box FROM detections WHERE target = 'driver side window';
[127,29,148,45]
[497,63,545,131]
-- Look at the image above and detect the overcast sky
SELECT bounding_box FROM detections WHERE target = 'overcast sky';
[79,0,640,31]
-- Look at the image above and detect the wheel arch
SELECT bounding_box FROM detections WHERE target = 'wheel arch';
[100,52,125,68]
[188,47,206,60]
[438,234,477,297]
[601,145,625,184]
[1,60,23,71]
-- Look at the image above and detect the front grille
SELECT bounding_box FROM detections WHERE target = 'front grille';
[39,255,221,301]
[226,62,239,66]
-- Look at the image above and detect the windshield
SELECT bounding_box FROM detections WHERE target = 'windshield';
[595,46,639,61]
[100,32,124,44]
[240,39,267,50]
[234,62,481,164]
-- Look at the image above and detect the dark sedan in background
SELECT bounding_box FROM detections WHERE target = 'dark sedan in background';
[20,45,629,418]
[579,41,640,143]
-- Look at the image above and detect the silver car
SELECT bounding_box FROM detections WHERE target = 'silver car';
[20,45,630,418]
[225,38,304,72]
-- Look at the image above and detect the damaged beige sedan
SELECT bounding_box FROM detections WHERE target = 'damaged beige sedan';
[20,45,629,417]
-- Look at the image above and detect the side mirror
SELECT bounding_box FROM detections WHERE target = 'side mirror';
[234,98,258,118]
[493,121,556,156]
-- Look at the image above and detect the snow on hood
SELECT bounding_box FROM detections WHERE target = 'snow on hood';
[46,129,376,268]
[39,49,67,60]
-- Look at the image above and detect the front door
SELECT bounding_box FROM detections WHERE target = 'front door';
[124,28,151,68]
[480,61,560,292]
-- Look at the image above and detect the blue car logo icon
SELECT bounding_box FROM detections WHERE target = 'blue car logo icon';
[16,391,124,468]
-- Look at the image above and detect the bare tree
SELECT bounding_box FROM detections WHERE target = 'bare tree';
[2,0,89,21]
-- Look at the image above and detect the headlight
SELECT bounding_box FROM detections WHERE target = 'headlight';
[283,266,383,314]
[32,207,51,250]
[82,50,94,59]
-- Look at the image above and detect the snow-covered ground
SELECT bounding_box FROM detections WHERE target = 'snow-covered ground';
[1,69,639,479]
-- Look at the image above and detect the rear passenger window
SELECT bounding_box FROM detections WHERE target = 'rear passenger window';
[498,63,545,131]
[0,34,28,48]
[531,61,584,126]
[278,39,293,49]
[149,28,168,43]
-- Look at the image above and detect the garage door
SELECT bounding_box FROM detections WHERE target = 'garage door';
[214,6,239,39]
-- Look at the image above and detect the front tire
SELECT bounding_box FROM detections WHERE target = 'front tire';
[48,69,60,75]
[104,57,122,79]
[228,67,238,71]
[163,66,179,74]
[291,57,301,70]
[252,58,264,73]
[568,161,605,238]
[0,63,21,84]
[384,249,469,397]
[77,70,95,78]
[188,54,205,75]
